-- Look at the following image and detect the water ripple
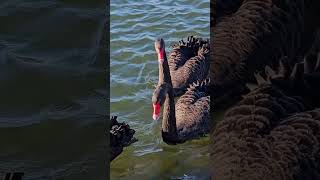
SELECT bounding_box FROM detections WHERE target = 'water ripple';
[111,0,210,179]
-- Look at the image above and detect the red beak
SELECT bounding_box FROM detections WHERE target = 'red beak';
[157,49,164,63]
[152,103,161,120]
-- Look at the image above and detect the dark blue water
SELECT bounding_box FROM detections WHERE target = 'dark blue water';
[0,0,107,179]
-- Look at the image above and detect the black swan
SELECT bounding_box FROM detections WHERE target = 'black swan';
[152,38,210,144]
[109,116,137,161]
[155,36,210,96]
[210,57,320,179]
[210,0,320,109]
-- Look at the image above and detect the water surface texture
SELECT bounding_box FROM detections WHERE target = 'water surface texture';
[0,0,106,179]
[110,1,210,179]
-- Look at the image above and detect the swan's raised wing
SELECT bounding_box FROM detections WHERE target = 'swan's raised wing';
[168,36,209,70]
[168,37,210,90]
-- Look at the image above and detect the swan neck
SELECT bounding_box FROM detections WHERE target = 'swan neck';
[157,49,179,143]
[162,83,178,141]
[160,52,178,142]
[158,51,172,85]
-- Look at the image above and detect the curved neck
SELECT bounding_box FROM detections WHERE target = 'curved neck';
[162,84,178,142]
[158,50,179,142]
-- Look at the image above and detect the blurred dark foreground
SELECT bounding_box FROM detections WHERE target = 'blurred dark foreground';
[0,0,108,179]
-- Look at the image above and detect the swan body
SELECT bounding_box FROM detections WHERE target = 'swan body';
[152,38,210,144]
[163,36,210,96]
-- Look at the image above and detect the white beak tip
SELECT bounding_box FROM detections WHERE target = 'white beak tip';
[153,114,160,121]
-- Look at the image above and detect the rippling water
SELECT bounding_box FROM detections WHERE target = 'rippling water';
[110,1,210,179]
[0,0,106,179]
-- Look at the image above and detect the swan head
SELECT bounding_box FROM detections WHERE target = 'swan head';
[155,38,165,63]
[152,83,167,121]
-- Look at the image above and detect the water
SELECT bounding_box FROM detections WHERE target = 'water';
[110,1,210,179]
[0,0,107,179]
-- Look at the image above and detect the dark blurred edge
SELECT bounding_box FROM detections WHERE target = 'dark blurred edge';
[105,0,110,179]
[209,0,216,179]
[209,1,216,138]
[86,0,109,178]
